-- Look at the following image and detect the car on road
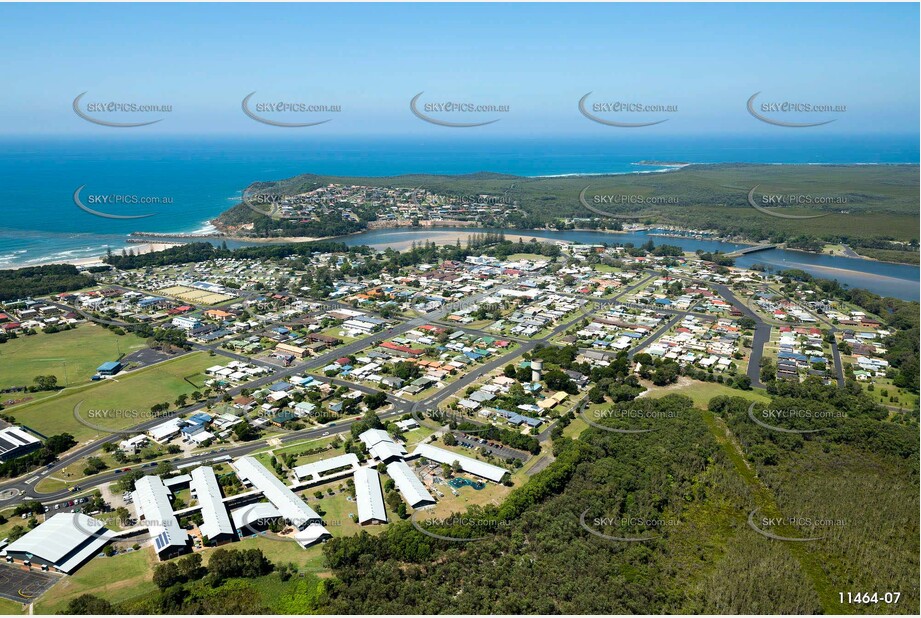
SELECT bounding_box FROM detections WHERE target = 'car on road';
[54,504,60,510]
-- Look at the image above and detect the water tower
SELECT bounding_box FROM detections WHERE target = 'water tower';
[531,359,543,383]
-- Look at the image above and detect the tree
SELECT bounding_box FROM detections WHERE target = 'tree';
[33,375,59,391]
[65,594,115,614]
[177,553,205,581]
[153,561,182,590]
[364,391,388,410]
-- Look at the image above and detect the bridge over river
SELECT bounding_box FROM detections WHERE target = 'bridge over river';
[724,244,777,258]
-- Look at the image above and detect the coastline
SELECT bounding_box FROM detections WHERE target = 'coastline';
[28,242,185,269]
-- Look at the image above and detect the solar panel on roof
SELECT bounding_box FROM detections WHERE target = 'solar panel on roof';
[154,530,170,551]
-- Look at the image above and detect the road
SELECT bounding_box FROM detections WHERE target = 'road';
[0,265,834,509]
[703,282,771,389]
[0,285,544,506]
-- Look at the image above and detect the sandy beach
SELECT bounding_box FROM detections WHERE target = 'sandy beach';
[63,242,183,268]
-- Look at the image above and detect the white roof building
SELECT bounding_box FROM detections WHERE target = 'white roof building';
[293,453,359,481]
[0,426,42,461]
[189,466,235,541]
[231,502,281,532]
[293,524,332,548]
[4,513,114,574]
[386,461,436,508]
[412,444,509,483]
[132,475,190,559]
[147,418,183,443]
[232,456,321,530]
[353,467,387,525]
[359,428,407,463]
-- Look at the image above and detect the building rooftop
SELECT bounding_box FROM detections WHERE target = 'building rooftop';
[189,466,235,540]
[293,453,359,481]
[5,513,114,574]
[232,456,320,529]
[412,443,509,483]
[353,467,387,524]
[386,460,435,508]
[132,475,189,555]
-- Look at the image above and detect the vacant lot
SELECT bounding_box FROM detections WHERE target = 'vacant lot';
[0,325,147,390]
[644,379,770,408]
[10,352,215,442]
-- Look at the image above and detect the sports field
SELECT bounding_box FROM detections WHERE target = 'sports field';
[159,285,235,305]
[0,325,148,390]
[10,352,216,443]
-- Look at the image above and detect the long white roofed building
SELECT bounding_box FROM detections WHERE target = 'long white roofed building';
[132,475,191,560]
[189,466,235,544]
[232,456,330,547]
[386,460,436,508]
[353,467,387,525]
[412,443,509,483]
[293,453,359,482]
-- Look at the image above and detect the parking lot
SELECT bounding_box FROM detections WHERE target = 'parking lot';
[453,432,530,461]
[0,564,59,603]
[121,347,186,369]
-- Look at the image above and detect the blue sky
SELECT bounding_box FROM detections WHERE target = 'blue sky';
[0,2,917,136]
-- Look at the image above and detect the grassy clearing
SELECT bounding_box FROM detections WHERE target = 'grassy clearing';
[10,352,216,443]
[0,597,27,615]
[646,380,770,408]
[0,325,147,390]
[856,376,919,410]
[35,547,158,614]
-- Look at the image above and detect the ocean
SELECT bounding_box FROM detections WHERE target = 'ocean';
[0,134,917,298]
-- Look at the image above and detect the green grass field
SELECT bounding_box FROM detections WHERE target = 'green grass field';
[0,325,148,390]
[505,253,551,262]
[0,597,27,614]
[10,352,216,443]
[645,379,770,408]
[34,547,159,614]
